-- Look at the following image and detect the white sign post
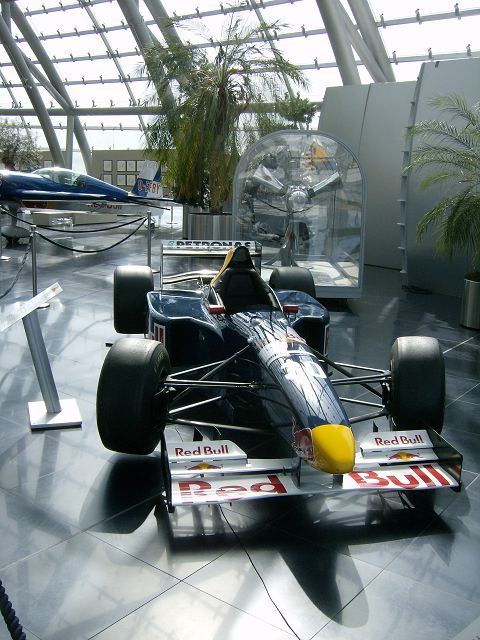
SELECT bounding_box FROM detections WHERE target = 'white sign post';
[1,283,82,429]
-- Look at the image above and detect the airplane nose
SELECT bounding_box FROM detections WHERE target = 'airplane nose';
[311,424,355,474]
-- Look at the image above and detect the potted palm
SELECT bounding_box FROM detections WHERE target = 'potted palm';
[405,94,480,329]
[141,10,310,237]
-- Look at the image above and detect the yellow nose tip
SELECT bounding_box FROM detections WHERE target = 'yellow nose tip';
[311,424,355,474]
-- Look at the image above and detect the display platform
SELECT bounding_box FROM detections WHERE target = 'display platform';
[30,209,118,226]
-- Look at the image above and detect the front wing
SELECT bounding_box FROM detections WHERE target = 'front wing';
[164,428,462,507]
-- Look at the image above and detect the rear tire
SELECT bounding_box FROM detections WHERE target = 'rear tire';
[389,336,445,433]
[269,267,316,298]
[114,265,154,334]
[97,338,171,454]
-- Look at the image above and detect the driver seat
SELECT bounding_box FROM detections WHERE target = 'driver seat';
[212,246,278,315]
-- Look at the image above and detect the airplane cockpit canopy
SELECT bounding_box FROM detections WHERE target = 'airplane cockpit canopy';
[33,167,86,188]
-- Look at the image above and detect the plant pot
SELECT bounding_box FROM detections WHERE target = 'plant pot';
[460,272,480,330]
[185,207,232,240]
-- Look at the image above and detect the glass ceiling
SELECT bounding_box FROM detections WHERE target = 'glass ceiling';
[1,0,479,172]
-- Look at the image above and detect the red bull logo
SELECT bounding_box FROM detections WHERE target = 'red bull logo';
[187,462,222,471]
[174,443,230,457]
[374,434,425,447]
[293,428,314,461]
[388,451,421,461]
[345,464,454,490]
[178,474,288,503]
[135,179,162,195]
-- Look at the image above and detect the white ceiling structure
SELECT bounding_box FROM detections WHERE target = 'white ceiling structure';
[1,0,479,172]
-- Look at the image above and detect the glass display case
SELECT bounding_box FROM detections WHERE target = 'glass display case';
[232,130,365,298]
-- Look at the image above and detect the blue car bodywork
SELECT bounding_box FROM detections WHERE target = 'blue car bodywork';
[97,242,462,511]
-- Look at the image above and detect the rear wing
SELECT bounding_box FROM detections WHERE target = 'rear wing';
[161,239,261,257]
[159,240,262,287]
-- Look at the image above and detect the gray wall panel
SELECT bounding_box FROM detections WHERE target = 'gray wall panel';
[319,84,369,156]
[358,82,416,268]
[404,59,480,296]
[319,60,478,294]
[320,81,415,269]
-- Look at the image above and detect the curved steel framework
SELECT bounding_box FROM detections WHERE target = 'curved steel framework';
[0,0,479,170]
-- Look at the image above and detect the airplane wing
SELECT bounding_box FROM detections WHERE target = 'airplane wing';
[14,190,113,201]
[19,190,171,209]
[125,194,172,209]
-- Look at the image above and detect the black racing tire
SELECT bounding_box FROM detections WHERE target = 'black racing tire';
[113,265,154,334]
[269,267,316,298]
[97,338,171,454]
[389,336,445,433]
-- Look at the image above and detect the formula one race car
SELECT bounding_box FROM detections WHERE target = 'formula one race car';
[96,242,462,511]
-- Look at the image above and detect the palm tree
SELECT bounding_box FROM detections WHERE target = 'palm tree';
[405,94,480,277]
[141,11,310,213]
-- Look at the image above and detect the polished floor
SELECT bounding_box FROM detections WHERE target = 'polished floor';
[1,214,480,640]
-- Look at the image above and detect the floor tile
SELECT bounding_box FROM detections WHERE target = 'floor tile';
[386,477,480,604]
[185,526,381,638]
[0,532,178,640]
[9,450,165,530]
[0,486,79,571]
[313,568,480,640]
[89,501,258,581]
[93,581,294,640]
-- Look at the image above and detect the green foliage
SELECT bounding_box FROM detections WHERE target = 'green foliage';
[0,119,42,171]
[141,9,312,212]
[252,93,317,138]
[276,93,317,127]
[405,94,480,272]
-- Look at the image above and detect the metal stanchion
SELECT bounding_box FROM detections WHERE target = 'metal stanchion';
[147,210,152,268]
[23,311,62,415]
[30,226,49,309]
[31,226,38,296]
[159,241,164,290]
[0,213,11,261]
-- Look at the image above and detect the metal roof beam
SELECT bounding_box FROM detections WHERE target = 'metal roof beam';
[316,0,361,85]
[0,99,322,118]
[117,0,175,111]
[348,0,395,82]
[0,12,64,166]
[336,3,388,82]
[10,2,92,171]
[82,1,147,134]
[143,0,184,47]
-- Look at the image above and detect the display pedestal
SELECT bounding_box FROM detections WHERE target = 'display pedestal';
[186,208,232,240]
[29,398,82,430]
[1,283,83,432]
[461,274,480,330]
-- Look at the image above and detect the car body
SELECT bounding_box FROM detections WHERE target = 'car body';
[97,242,462,511]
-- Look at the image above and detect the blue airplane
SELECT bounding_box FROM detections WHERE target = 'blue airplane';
[0,162,166,243]
[0,163,166,208]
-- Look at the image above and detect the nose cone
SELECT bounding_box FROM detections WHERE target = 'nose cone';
[311,424,355,474]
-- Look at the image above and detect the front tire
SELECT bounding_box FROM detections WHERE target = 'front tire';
[113,265,154,334]
[97,338,171,454]
[389,336,445,433]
